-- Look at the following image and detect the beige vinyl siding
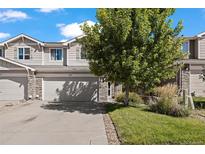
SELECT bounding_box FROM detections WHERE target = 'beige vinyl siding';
[67,43,89,66]
[190,64,205,71]
[199,38,205,59]
[5,38,43,65]
[191,73,205,96]
[43,47,63,65]
[189,64,205,96]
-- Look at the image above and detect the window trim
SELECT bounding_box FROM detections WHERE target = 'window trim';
[0,48,4,57]
[17,47,31,60]
[49,48,63,61]
[182,41,190,53]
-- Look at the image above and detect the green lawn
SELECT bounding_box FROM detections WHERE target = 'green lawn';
[106,103,205,144]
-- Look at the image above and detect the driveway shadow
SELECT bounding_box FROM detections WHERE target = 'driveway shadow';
[41,101,104,115]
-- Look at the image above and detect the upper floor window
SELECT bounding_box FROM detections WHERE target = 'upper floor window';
[182,41,189,53]
[18,48,30,60]
[0,48,4,57]
[80,47,87,59]
[50,48,62,61]
[76,46,86,60]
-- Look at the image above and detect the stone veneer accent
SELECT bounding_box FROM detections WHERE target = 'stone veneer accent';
[27,71,42,100]
[99,81,108,102]
[27,72,36,100]
[35,77,43,100]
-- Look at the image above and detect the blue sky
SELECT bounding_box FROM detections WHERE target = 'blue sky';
[0,8,205,42]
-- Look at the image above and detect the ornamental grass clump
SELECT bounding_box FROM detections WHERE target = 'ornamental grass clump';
[150,84,190,117]
[154,83,178,98]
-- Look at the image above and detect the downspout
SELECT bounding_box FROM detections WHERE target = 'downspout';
[188,64,191,96]
[178,67,182,93]
[26,68,30,100]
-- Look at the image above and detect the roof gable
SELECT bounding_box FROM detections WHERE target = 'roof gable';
[63,35,85,45]
[0,34,44,46]
[197,32,205,37]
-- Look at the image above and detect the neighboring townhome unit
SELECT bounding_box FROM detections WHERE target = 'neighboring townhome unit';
[178,32,205,97]
[0,34,121,102]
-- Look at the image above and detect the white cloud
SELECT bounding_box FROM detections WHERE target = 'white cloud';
[56,23,65,27]
[0,32,10,39]
[57,20,95,38]
[0,10,29,22]
[38,8,62,13]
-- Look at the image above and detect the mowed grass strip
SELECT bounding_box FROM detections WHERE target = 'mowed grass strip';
[106,103,205,144]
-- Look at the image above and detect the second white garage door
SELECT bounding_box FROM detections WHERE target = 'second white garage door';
[43,77,99,102]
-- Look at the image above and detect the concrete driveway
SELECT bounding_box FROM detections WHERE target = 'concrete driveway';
[0,101,108,145]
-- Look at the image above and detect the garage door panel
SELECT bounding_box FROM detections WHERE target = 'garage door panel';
[0,77,27,100]
[44,77,99,102]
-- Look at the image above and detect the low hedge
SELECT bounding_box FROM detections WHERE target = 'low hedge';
[193,97,205,109]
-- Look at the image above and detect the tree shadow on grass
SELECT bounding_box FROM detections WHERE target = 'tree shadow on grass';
[104,102,150,113]
[104,102,125,113]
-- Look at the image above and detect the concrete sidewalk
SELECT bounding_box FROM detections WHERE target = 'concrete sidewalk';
[0,101,108,145]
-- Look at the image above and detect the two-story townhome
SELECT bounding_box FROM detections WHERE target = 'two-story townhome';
[0,34,121,102]
[178,32,205,97]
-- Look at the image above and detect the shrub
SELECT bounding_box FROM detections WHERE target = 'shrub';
[115,92,125,103]
[193,97,205,109]
[149,96,190,117]
[154,84,178,98]
[115,92,144,105]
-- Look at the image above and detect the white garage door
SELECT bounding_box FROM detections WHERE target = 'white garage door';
[0,77,27,100]
[191,74,205,96]
[43,77,99,102]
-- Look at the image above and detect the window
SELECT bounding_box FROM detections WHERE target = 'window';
[25,48,30,59]
[18,48,30,60]
[50,49,62,60]
[80,47,87,59]
[76,46,86,59]
[0,48,3,57]
[182,41,189,52]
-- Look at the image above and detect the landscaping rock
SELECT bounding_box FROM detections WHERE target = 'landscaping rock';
[103,113,120,145]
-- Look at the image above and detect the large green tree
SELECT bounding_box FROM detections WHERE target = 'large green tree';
[80,9,184,106]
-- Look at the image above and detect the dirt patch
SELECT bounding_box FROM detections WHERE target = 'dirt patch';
[191,110,205,122]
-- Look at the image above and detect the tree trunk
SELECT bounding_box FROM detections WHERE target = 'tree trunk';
[124,84,129,106]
